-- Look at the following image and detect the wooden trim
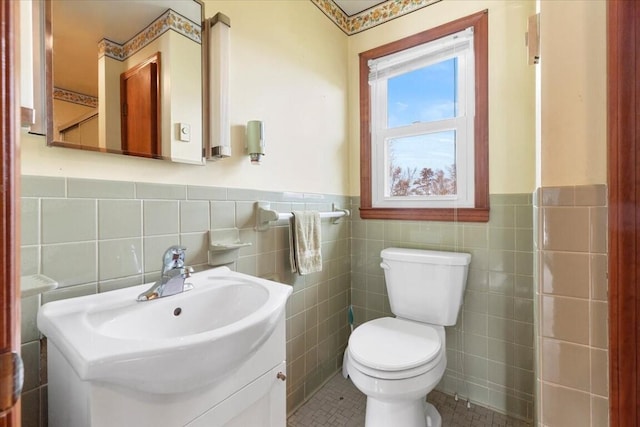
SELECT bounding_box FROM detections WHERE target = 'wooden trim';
[119,52,162,158]
[360,207,489,222]
[0,0,21,424]
[358,10,489,222]
[359,50,371,210]
[472,11,489,216]
[19,107,34,127]
[359,10,488,60]
[608,1,640,425]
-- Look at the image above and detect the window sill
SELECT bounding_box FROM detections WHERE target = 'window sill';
[359,206,489,222]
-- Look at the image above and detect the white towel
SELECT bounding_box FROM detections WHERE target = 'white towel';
[289,211,322,275]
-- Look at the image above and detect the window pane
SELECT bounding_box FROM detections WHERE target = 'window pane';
[387,57,457,128]
[386,130,456,197]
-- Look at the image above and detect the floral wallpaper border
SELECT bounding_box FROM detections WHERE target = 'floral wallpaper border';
[53,87,98,108]
[312,0,442,35]
[98,9,201,62]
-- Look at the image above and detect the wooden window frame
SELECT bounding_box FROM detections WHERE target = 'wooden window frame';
[359,10,489,222]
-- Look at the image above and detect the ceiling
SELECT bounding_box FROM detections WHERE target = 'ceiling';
[332,0,386,16]
[52,0,201,97]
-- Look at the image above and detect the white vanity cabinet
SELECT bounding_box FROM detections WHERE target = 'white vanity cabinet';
[40,267,292,427]
[187,361,286,426]
[47,311,288,427]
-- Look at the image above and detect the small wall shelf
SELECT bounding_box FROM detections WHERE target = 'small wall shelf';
[208,228,251,266]
[21,274,58,298]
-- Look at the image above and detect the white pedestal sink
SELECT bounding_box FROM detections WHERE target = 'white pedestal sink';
[38,266,292,427]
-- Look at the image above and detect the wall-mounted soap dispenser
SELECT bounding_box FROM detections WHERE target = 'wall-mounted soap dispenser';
[245,120,265,164]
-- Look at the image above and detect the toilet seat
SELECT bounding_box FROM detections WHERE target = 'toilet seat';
[348,317,443,380]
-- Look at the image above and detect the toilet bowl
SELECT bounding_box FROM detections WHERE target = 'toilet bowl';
[344,248,471,427]
[345,317,446,427]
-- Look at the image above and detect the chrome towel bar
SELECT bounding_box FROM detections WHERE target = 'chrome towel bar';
[255,201,350,231]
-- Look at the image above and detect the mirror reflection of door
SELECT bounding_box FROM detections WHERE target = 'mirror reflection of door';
[120,52,161,158]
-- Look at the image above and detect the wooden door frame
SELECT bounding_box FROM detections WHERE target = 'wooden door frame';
[120,52,161,158]
[0,0,21,426]
[608,1,639,425]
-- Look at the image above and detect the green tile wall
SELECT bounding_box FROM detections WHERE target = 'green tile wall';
[349,193,535,421]
[19,175,351,427]
[20,175,534,425]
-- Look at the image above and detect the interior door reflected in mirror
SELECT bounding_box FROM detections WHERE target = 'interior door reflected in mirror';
[120,53,161,158]
[44,0,204,164]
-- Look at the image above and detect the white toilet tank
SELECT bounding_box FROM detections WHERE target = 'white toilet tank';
[380,247,471,326]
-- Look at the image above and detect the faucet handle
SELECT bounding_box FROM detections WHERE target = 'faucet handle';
[183,266,194,278]
[182,266,195,292]
[162,245,186,272]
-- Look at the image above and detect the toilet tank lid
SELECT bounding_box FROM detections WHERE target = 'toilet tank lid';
[381,247,471,265]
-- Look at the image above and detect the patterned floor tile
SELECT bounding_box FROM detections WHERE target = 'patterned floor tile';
[287,374,532,427]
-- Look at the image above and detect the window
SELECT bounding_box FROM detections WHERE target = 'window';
[359,11,489,222]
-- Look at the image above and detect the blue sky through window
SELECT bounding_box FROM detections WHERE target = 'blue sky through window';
[386,57,457,175]
[388,131,456,177]
[387,57,457,127]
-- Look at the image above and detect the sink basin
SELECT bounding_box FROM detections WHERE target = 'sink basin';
[87,281,269,340]
[37,266,292,394]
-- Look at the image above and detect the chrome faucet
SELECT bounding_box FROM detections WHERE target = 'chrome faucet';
[137,245,194,301]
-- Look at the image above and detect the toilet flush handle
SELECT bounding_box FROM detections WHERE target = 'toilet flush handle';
[380,262,389,270]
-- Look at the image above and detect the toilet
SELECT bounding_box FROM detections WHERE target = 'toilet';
[344,247,471,427]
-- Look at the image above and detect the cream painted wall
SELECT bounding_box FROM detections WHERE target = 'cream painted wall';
[24,0,545,196]
[96,32,203,162]
[98,55,123,151]
[347,0,537,196]
[540,0,606,187]
[166,31,203,164]
[22,0,349,196]
[120,31,204,164]
[52,100,94,141]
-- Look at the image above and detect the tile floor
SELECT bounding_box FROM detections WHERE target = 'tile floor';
[287,374,532,427]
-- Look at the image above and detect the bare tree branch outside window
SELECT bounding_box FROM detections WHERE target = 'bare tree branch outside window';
[388,156,457,196]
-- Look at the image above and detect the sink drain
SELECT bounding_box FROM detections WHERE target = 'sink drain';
[173,307,182,316]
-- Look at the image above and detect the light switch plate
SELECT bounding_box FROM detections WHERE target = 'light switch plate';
[178,123,191,142]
